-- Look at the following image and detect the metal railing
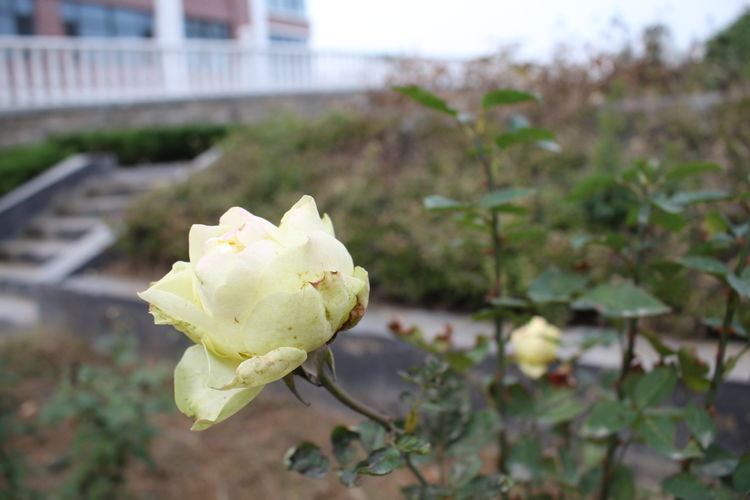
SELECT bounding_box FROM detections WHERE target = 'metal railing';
[0,36,398,110]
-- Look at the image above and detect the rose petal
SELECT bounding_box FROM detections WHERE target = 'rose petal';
[217,346,307,390]
[174,345,263,431]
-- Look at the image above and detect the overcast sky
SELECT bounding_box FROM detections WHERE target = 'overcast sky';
[309,0,750,60]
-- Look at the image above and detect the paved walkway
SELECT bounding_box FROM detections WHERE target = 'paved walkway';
[18,265,750,385]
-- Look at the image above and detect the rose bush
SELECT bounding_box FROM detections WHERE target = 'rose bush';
[510,316,561,379]
[139,195,369,430]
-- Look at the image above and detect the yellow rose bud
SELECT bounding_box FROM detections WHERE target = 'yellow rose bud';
[510,316,561,379]
[139,195,369,430]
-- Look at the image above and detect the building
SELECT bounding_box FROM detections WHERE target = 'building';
[0,0,310,46]
[0,0,389,110]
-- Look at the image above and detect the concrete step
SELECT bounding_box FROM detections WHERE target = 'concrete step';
[0,292,38,333]
[26,215,100,240]
[0,238,70,264]
[0,263,42,292]
[38,223,115,283]
[56,194,134,217]
[84,173,171,197]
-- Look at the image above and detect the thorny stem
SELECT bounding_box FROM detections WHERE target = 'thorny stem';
[471,130,510,500]
[706,231,750,409]
[600,213,647,500]
[318,367,395,433]
[318,369,430,487]
[405,454,429,487]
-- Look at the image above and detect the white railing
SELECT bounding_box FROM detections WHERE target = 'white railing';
[0,36,399,110]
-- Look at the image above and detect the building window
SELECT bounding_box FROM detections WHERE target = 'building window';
[0,0,35,35]
[61,0,152,38]
[267,0,305,17]
[185,18,230,39]
[269,33,306,45]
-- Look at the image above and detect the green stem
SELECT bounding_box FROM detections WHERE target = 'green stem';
[405,454,428,487]
[600,212,647,500]
[706,231,750,409]
[473,134,509,475]
[318,368,395,433]
[599,317,637,500]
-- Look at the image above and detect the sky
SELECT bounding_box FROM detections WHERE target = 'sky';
[308,0,750,61]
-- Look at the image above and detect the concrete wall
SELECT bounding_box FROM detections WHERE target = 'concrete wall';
[0,91,372,148]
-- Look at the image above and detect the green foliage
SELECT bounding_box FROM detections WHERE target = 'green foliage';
[119,113,490,308]
[0,356,39,500]
[705,8,750,85]
[38,334,169,500]
[0,142,70,196]
[0,124,230,196]
[283,442,330,479]
[281,84,750,500]
[50,124,230,166]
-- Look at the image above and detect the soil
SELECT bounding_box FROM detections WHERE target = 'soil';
[1,331,412,499]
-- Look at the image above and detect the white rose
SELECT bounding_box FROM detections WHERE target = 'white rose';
[139,195,369,430]
[510,316,561,379]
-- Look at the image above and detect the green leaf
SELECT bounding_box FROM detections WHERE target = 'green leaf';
[337,466,359,488]
[637,415,702,460]
[568,174,618,201]
[579,466,603,498]
[581,399,636,438]
[482,89,539,110]
[357,421,386,453]
[634,367,677,408]
[331,426,360,465]
[356,446,403,476]
[536,390,585,425]
[728,268,750,298]
[691,445,738,477]
[677,348,710,392]
[449,455,483,488]
[527,267,588,303]
[670,189,732,205]
[284,442,330,478]
[610,466,635,500]
[395,434,431,455]
[638,329,675,357]
[505,227,546,244]
[677,256,730,277]
[455,474,510,500]
[572,283,670,318]
[393,85,456,116]
[282,373,310,406]
[651,206,686,232]
[446,409,502,457]
[480,187,535,209]
[505,383,535,418]
[495,128,555,150]
[726,345,750,375]
[665,162,722,181]
[733,455,750,494]
[507,437,542,482]
[662,473,712,500]
[684,403,715,449]
[444,337,490,372]
[423,195,470,212]
[704,210,730,235]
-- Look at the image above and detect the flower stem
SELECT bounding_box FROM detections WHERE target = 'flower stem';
[472,132,510,497]
[318,368,395,433]
[706,231,750,409]
[405,454,428,486]
[600,213,647,500]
